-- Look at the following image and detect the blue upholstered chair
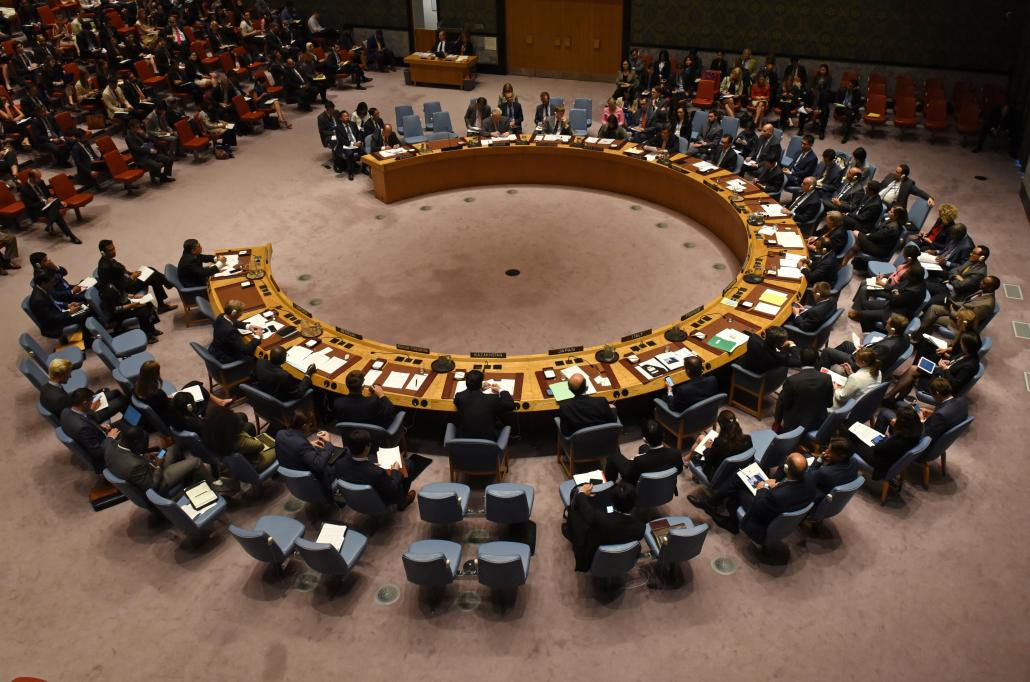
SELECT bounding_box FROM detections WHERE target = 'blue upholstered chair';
[335,480,389,517]
[477,541,531,592]
[146,487,228,542]
[917,416,974,487]
[589,541,641,583]
[189,341,251,399]
[750,425,805,474]
[163,263,207,327]
[635,467,679,510]
[558,479,613,509]
[687,446,755,490]
[444,422,510,482]
[402,539,461,587]
[18,332,84,370]
[485,483,535,525]
[239,382,312,432]
[852,435,931,504]
[844,381,890,427]
[229,516,305,571]
[736,501,814,548]
[554,415,622,478]
[84,310,147,357]
[417,482,470,525]
[296,529,368,578]
[807,398,856,447]
[653,392,726,449]
[644,515,708,582]
[336,410,406,458]
[224,451,278,492]
[806,476,865,525]
[279,465,334,507]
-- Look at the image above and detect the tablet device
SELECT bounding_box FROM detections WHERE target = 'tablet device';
[916,357,936,375]
[123,405,142,426]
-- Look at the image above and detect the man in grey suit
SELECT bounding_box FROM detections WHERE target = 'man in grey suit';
[542,105,573,135]
[482,108,511,137]
[104,426,214,495]
[685,110,721,156]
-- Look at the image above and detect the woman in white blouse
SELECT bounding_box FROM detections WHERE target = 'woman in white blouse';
[833,347,880,408]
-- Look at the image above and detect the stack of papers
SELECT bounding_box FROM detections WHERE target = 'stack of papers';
[917,253,944,271]
[315,523,347,551]
[924,335,949,350]
[285,345,314,371]
[776,266,803,280]
[865,276,884,290]
[307,348,346,374]
[693,428,718,455]
[377,446,403,470]
[654,347,697,370]
[78,276,97,289]
[762,203,787,217]
[753,302,781,316]
[548,380,574,401]
[573,470,606,485]
[137,265,155,282]
[759,290,789,306]
[849,421,885,447]
[456,378,516,395]
[633,357,669,380]
[775,231,805,248]
[598,138,615,145]
[757,226,777,236]
[726,179,748,193]
[707,328,749,352]
[779,252,804,266]
[362,369,383,386]
[693,161,718,172]
[738,462,769,495]
[378,147,409,157]
[91,392,109,412]
[585,136,600,144]
[219,254,240,271]
[820,367,847,389]
[174,385,205,402]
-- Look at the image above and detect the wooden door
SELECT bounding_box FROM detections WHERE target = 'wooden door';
[506,0,623,80]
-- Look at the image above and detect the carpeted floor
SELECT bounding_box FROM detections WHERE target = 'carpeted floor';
[2,70,1029,682]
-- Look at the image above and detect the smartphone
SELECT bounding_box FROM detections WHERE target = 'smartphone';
[605,505,615,514]
[664,376,674,387]
[156,449,166,461]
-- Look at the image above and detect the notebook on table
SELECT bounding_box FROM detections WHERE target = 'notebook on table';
[184,481,217,510]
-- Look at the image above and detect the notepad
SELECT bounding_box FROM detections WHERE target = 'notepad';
[849,421,885,447]
[382,371,410,389]
[585,136,599,144]
[137,265,155,282]
[775,231,804,248]
[693,161,718,172]
[78,276,97,289]
[406,373,427,391]
[924,335,949,350]
[315,523,347,551]
[759,290,789,306]
[548,380,574,401]
[175,385,205,402]
[91,391,109,412]
[185,481,217,509]
[362,369,382,386]
[865,276,884,290]
[737,462,769,495]
[376,446,403,470]
[762,203,786,216]
[693,428,718,455]
[573,470,606,486]
[134,292,156,306]
[820,367,847,389]
[707,328,749,352]
[753,301,781,316]
[776,267,803,280]
[285,345,314,371]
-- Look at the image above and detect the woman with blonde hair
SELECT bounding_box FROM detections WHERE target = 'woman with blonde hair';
[720,67,745,117]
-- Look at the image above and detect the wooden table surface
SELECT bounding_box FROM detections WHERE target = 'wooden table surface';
[209,140,808,414]
[403,53,477,87]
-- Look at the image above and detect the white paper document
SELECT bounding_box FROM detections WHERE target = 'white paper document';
[134,292,156,306]
[738,462,769,495]
[924,335,950,350]
[285,345,314,371]
[865,276,884,290]
[362,369,382,386]
[693,161,718,172]
[382,371,410,389]
[406,373,427,391]
[712,328,749,352]
[376,446,403,470]
[573,469,606,485]
[762,203,787,217]
[315,523,347,551]
[693,428,718,456]
[175,385,205,402]
[776,266,803,280]
[559,366,597,393]
[775,231,804,248]
[91,392,109,412]
[78,276,97,289]
[753,301,781,316]
[820,367,847,389]
[137,265,155,282]
[849,421,885,447]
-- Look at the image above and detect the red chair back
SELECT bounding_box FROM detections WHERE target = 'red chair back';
[134,60,155,80]
[894,96,917,122]
[174,118,196,143]
[49,173,76,201]
[54,111,76,134]
[95,135,118,156]
[0,183,17,206]
[232,95,252,118]
[103,150,129,174]
[925,99,947,126]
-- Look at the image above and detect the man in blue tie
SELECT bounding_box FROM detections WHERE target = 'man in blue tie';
[500,91,523,133]
[782,134,818,198]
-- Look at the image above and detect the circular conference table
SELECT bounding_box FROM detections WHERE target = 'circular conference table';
[207,137,808,414]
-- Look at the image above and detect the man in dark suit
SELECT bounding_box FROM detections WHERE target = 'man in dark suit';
[604,419,682,484]
[920,378,969,442]
[920,275,998,336]
[254,346,315,401]
[744,123,781,170]
[209,299,262,364]
[97,240,175,313]
[29,271,91,339]
[812,148,844,197]
[333,109,363,180]
[316,100,340,148]
[465,97,491,131]
[737,326,798,374]
[822,166,865,211]
[482,108,511,136]
[755,158,784,194]
[686,110,721,157]
[369,123,402,153]
[666,356,720,412]
[842,181,884,232]
[738,453,816,541]
[925,223,975,273]
[27,113,72,168]
[125,118,174,184]
[431,30,452,56]
[784,176,822,234]
[877,163,934,209]
[333,429,414,508]
[710,135,738,170]
[837,79,863,143]
[60,388,120,474]
[788,282,836,332]
[19,169,80,244]
[533,91,554,126]
[927,245,988,304]
[774,347,833,432]
[542,106,574,136]
[283,57,317,110]
[332,370,397,427]
[558,374,617,436]
[365,30,395,71]
[564,481,644,572]
[799,237,838,286]
[68,129,104,190]
[781,134,818,196]
[275,416,338,494]
[41,357,126,423]
[177,239,225,288]
[805,437,859,494]
[104,426,213,495]
[820,313,910,375]
[453,369,515,440]
[362,107,385,139]
[499,94,523,133]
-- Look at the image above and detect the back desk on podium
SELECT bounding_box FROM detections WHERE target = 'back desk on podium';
[207,138,808,414]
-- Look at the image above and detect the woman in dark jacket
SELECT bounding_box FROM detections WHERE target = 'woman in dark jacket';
[692,410,754,480]
[866,403,923,480]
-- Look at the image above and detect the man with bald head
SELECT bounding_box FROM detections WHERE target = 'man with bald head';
[743,122,782,175]
[557,373,616,437]
[784,176,821,235]
[822,166,866,213]
[738,452,817,541]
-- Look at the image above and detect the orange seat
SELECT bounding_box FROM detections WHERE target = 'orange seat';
[192,40,220,69]
[254,70,283,97]
[956,102,980,135]
[923,99,949,139]
[894,81,915,99]
[868,72,886,85]
[105,10,136,35]
[893,96,918,128]
[219,52,247,79]
[232,95,264,129]
[235,46,263,70]
[863,93,887,126]
[95,135,133,165]
[840,70,860,87]
[173,119,211,160]
[0,183,26,222]
[54,111,78,135]
[103,151,145,191]
[49,173,93,220]
[134,60,166,88]
[691,79,715,108]
[867,82,886,97]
